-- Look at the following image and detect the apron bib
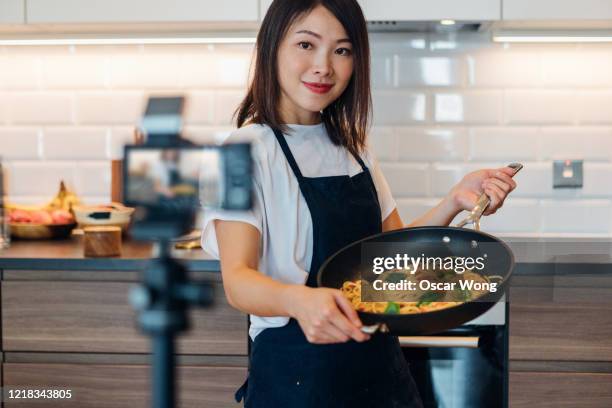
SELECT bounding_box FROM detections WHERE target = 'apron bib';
[235,127,423,408]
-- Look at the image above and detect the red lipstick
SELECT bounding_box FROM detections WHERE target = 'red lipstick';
[303,81,333,94]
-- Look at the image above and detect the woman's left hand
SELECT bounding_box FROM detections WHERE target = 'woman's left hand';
[450,167,518,216]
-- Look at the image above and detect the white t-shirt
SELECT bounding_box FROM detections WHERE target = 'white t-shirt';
[200,123,396,340]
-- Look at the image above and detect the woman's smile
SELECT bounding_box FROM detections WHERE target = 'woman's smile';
[302,81,334,94]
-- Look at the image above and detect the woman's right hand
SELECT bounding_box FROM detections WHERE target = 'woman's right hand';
[286,286,371,344]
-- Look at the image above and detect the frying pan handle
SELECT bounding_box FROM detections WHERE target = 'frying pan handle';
[398,336,480,348]
[454,162,523,231]
[361,323,389,334]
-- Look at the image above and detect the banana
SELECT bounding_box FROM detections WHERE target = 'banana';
[46,181,80,212]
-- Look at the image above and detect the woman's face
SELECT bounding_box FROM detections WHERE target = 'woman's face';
[276,5,354,124]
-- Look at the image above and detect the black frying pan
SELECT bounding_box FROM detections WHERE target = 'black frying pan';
[316,226,514,336]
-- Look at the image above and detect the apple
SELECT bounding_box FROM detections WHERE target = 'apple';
[50,209,74,224]
[9,209,33,223]
[30,210,53,224]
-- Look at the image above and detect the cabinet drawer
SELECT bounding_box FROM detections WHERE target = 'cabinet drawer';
[2,281,247,355]
[509,282,612,361]
[3,363,245,408]
[510,371,612,408]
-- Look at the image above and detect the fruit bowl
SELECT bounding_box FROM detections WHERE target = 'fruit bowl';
[9,222,77,240]
[5,181,80,240]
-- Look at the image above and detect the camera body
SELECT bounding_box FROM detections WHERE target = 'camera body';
[123,96,252,240]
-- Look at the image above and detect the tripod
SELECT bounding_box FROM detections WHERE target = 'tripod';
[131,240,214,408]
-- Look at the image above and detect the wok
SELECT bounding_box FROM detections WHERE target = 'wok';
[316,226,515,336]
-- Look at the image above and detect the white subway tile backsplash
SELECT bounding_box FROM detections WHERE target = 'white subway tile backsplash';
[397,127,467,161]
[371,53,394,89]
[434,91,501,124]
[5,196,56,206]
[469,127,539,161]
[380,163,430,197]
[7,92,74,125]
[541,199,612,233]
[6,161,76,197]
[73,161,111,197]
[367,127,397,161]
[41,55,108,89]
[109,54,180,89]
[582,163,612,198]
[510,162,553,198]
[397,56,465,87]
[0,128,41,159]
[0,35,612,236]
[213,91,245,126]
[541,50,612,87]
[372,91,426,125]
[467,50,542,87]
[76,91,144,125]
[0,56,41,90]
[184,91,214,125]
[539,127,612,161]
[109,126,135,159]
[179,50,252,89]
[43,127,109,160]
[0,94,7,124]
[577,91,612,125]
[430,163,466,196]
[504,91,576,125]
[479,198,541,233]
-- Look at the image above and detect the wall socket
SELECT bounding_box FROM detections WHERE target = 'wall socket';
[553,160,583,188]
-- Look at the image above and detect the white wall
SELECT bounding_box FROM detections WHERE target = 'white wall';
[1,32,611,236]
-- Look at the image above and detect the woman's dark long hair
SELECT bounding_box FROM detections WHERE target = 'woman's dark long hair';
[235,0,371,155]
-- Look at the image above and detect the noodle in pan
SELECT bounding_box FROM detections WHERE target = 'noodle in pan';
[341,268,495,315]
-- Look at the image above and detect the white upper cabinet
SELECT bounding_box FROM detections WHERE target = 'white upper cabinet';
[26,0,259,23]
[0,0,25,23]
[260,0,273,20]
[503,0,612,20]
[260,0,500,22]
[359,0,501,21]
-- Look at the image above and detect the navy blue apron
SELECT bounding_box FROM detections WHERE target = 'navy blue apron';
[235,127,423,408]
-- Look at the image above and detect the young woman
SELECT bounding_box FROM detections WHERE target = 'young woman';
[201,1,518,406]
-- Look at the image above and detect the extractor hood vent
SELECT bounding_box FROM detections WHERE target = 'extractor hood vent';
[367,21,485,33]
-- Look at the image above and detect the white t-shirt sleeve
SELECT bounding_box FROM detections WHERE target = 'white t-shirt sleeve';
[364,146,397,221]
[200,130,265,259]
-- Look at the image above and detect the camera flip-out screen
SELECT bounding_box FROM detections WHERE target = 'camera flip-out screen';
[123,143,252,215]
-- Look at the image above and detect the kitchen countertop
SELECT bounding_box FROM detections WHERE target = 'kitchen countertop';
[0,238,220,271]
[0,236,611,274]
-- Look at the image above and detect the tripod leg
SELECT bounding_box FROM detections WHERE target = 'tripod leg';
[152,334,176,408]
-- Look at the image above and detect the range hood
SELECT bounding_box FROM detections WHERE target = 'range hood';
[367,21,489,34]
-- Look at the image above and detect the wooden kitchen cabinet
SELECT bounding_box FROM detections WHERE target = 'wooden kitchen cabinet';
[0,0,25,24]
[509,276,612,362]
[3,363,246,407]
[503,0,612,20]
[510,372,612,408]
[1,280,247,355]
[26,0,259,24]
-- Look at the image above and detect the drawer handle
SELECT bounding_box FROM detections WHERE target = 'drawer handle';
[398,336,479,348]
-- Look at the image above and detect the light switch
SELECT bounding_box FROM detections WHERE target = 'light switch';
[553,160,583,189]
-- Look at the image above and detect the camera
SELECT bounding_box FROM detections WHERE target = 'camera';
[123,96,252,240]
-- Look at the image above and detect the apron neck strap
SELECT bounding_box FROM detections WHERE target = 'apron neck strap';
[351,151,367,171]
[272,127,304,180]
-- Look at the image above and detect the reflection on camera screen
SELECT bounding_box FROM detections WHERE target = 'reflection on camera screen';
[126,147,219,209]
